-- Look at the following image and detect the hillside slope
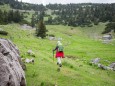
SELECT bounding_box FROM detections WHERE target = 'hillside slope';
[0,24,115,86]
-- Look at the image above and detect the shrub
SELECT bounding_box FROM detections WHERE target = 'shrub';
[48,34,55,37]
[0,30,8,35]
[87,24,93,27]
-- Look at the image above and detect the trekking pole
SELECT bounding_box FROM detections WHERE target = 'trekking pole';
[53,50,54,62]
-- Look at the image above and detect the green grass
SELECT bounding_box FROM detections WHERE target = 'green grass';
[0,23,115,86]
[78,23,106,38]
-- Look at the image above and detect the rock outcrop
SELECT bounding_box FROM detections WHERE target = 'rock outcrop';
[0,38,26,86]
[109,62,115,71]
[90,58,115,71]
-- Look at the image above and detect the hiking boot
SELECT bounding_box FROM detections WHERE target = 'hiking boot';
[59,64,62,67]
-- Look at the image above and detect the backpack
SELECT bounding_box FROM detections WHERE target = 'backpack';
[58,45,64,52]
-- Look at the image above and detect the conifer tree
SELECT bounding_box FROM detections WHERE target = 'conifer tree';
[36,11,47,38]
[31,14,35,28]
[3,11,8,24]
[13,10,21,23]
[0,9,3,24]
[8,10,13,23]
[47,16,53,24]
[36,20,47,38]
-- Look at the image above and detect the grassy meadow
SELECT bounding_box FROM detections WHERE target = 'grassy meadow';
[0,23,115,86]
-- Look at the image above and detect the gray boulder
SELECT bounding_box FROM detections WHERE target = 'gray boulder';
[91,58,100,64]
[27,50,35,57]
[109,62,115,71]
[0,38,26,86]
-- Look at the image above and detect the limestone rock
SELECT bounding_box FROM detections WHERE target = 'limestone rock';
[0,38,26,86]
[91,58,100,64]
[27,50,35,57]
[109,62,115,71]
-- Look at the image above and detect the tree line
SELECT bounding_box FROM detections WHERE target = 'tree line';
[0,0,115,34]
[45,3,115,33]
[0,0,46,11]
[46,3,115,26]
[0,9,24,24]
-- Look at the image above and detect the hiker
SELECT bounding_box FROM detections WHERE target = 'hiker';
[53,41,64,67]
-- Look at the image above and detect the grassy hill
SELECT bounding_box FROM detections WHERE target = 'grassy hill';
[0,23,115,86]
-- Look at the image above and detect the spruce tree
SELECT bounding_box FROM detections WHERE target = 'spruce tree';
[0,9,3,24]
[36,19,47,38]
[13,10,21,23]
[36,11,47,38]
[3,11,8,24]
[31,14,35,28]
[8,10,13,23]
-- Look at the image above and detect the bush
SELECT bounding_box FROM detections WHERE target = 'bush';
[87,24,93,27]
[102,22,115,34]
[48,34,55,37]
[94,21,99,25]
[0,30,8,35]
[19,20,31,25]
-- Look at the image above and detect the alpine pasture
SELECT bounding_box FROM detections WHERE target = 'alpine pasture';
[0,23,115,86]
